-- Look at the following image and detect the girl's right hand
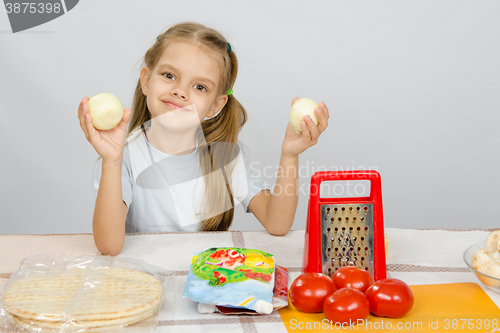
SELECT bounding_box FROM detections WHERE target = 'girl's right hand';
[78,96,132,164]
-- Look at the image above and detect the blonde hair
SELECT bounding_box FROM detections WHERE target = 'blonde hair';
[128,22,247,231]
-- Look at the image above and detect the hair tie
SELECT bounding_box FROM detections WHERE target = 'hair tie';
[226,87,233,96]
[227,42,231,53]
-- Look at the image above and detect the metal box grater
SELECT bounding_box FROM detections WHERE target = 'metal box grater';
[302,170,387,281]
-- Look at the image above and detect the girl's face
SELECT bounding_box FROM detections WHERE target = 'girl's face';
[140,41,227,128]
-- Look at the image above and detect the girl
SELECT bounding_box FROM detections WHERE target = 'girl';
[78,22,329,255]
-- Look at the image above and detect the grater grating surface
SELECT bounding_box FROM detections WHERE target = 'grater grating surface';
[321,204,374,277]
[303,170,387,281]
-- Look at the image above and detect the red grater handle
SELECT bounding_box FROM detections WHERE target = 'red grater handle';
[303,170,387,280]
[310,170,382,204]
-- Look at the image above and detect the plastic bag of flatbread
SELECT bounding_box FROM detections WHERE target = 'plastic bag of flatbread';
[0,254,172,332]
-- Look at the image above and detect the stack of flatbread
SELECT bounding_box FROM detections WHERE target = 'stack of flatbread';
[2,266,163,331]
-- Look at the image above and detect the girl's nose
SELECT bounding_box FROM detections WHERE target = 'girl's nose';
[171,86,188,100]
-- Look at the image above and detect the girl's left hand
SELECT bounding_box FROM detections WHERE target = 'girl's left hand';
[281,97,330,158]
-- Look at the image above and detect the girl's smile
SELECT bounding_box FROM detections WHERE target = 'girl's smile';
[161,99,189,111]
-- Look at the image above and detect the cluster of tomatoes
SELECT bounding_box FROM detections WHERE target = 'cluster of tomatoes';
[289,267,414,323]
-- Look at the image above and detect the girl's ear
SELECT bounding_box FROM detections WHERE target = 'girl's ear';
[206,94,228,118]
[140,67,151,96]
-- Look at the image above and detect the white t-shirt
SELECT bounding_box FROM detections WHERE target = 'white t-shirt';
[92,127,269,233]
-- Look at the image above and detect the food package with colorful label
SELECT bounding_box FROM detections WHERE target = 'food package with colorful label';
[216,265,288,315]
[182,247,275,314]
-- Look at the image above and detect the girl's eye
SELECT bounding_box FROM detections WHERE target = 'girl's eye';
[194,84,207,92]
[163,73,175,80]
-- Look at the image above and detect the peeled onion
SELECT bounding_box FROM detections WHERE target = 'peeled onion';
[471,248,500,287]
[471,230,500,287]
[484,230,500,262]
[88,93,124,130]
[289,98,319,133]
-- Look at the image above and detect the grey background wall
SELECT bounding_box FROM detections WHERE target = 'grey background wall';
[1,1,499,235]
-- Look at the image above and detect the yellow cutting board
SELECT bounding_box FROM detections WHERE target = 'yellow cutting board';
[279,283,500,332]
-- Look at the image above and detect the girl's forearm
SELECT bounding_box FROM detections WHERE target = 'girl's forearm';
[92,160,127,255]
[263,153,299,236]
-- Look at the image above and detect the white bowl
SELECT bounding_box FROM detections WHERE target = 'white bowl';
[464,241,500,294]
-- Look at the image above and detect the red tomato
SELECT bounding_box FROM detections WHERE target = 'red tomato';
[289,273,337,313]
[332,266,374,293]
[323,288,370,324]
[365,278,414,318]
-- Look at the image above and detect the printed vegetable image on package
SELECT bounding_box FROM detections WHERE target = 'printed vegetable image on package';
[183,247,275,314]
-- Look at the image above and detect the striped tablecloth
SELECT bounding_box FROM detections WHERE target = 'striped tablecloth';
[0,228,498,332]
